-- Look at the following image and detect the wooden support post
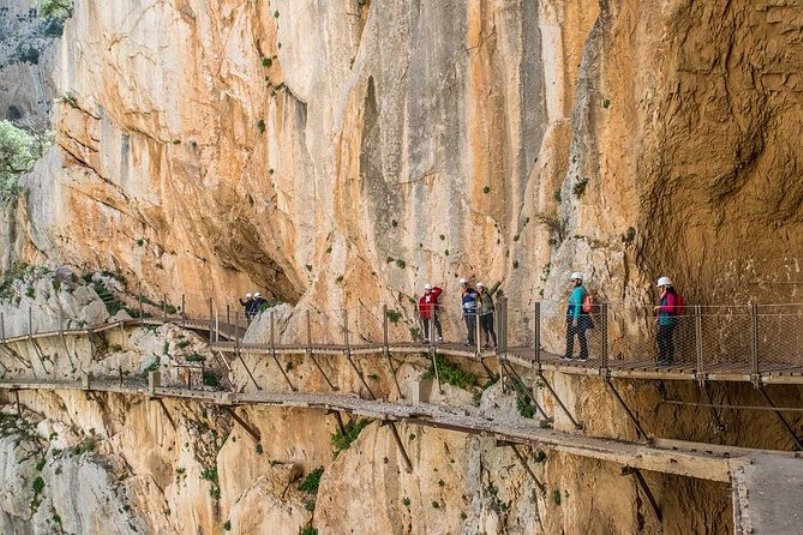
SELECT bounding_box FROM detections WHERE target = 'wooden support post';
[343,310,376,399]
[139,297,144,326]
[0,312,5,343]
[155,398,177,431]
[750,304,761,387]
[226,305,231,336]
[501,359,549,420]
[386,421,413,473]
[186,368,192,390]
[180,294,186,327]
[430,345,444,395]
[215,309,220,343]
[621,467,663,522]
[269,312,296,392]
[222,406,261,442]
[694,305,704,385]
[15,390,21,417]
[538,372,583,430]
[28,306,33,342]
[328,410,347,435]
[534,302,541,370]
[82,373,91,391]
[605,378,650,443]
[382,305,404,399]
[162,294,168,322]
[505,442,546,493]
[758,386,803,451]
[118,366,123,386]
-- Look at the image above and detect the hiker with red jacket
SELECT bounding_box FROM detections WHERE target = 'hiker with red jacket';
[418,283,443,343]
[563,272,593,362]
[654,276,680,365]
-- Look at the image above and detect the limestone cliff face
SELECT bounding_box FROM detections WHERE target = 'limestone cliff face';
[5,0,800,335]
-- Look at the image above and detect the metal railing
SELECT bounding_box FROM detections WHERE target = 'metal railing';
[1,295,802,380]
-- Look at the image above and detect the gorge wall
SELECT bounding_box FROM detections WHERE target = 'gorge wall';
[1,0,802,534]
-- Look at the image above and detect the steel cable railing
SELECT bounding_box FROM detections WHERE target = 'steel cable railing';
[1,294,802,379]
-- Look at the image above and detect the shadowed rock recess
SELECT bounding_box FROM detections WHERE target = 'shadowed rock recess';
[0,0,801,534]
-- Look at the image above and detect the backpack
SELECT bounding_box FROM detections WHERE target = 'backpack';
[581,292,594,314]
[672,293,683,315]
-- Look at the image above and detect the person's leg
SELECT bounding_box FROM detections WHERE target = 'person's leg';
[487,313,497,347]
[422,317,430,341]
[479,314,489,347]
[667,323,676,363]
[466,315,476,345]
[564,317,575,359]
[656,325,668,362]
[433,313,443,341]
[578,324,589,360]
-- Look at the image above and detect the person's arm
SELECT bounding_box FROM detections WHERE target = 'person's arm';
[489,281,502,296]
[571,288,582,321]
[657,293,676,314]
[239,298,246,306]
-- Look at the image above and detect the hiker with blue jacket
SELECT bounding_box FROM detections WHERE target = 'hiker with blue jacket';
[563,272,593,361]
[459,278,479,346]
[654,276,679,365]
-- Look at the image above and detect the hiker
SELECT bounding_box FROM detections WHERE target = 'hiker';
[460,278,479,346]
[253,292,267,314]
[563,272,593,361]
[654,276,679,365]
[239,293,255,321]
[477,282,501,349]
[417,283,444,343]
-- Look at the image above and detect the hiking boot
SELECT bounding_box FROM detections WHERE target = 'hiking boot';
[578,356,589,362]
[422,338,430,344]
[436,336,443,343]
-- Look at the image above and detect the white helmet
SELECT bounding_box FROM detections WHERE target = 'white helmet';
[424,283,433,290]
[569,272,584,282]
[459,277,469,284]
[477,282,485,288]
[245,293,253,298]
[657,276,672,287]
[254,292,262,298]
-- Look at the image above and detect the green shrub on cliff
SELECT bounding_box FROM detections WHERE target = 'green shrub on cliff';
[0,121,42,200]
[38,0,74,19]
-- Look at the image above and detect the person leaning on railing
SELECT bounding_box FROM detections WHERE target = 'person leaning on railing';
[477,282,501,349]
[563,272,593,362]
[654,276,679,365]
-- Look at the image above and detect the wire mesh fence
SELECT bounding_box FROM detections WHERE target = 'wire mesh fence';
[2,292,802,376]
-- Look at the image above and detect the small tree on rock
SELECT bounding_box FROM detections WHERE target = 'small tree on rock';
[39,0,74,19]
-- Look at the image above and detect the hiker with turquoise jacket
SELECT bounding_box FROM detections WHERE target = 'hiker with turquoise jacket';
[563,272,593,362]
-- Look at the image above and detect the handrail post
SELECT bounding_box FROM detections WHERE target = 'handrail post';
[600,303,609,376]
[342,309,351,350]
[226,304,231,336]
[694,305,704,384]
[162,294,167,322]
[235,311,240,349]
[306,310,312,353]
[382,304,390,355]
[208,298,213,344]
[270,310,276,353]
[750,303,760,387]
[534,302,541,370]
[58,307,64,337]
[0,312,5,342]
[28,306,33,341]
[475,300,481,357]
[215,309,220,343]
[181,294,186,326]
[498,296,508,359]
[139,296,144,326]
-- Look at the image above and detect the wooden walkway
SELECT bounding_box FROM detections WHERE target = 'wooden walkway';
[0,376,764,483]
